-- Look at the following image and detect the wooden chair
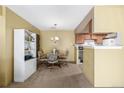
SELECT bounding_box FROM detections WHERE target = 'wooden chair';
[37,50,47,66]
[58,50,69,66]
[47,53,61,70]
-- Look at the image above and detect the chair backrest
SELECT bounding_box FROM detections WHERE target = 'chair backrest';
[47,53,58,62]
[65,50,69,56]
[38,51,42,58]
[38,49,45,58]
[59,50,69,56]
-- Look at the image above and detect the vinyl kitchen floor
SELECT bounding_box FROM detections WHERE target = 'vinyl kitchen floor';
[9,63,93,88]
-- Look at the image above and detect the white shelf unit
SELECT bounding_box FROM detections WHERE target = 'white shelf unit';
[14,29,37,82]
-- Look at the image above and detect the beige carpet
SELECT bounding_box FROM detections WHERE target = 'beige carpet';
[9,63,93,88]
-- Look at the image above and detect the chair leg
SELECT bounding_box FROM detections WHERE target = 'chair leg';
[58,63,61,68]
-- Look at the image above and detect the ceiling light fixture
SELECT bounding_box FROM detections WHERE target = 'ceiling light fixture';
[50,24,60,43]
[51,36,60,43]
[51,24,57,29]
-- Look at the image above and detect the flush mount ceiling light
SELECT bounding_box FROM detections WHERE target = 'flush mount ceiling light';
[51,24,58,29]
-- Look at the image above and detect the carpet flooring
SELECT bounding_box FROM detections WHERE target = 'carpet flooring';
[9,63,93,88]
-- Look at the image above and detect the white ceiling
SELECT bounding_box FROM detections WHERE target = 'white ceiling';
[7,5,93,31]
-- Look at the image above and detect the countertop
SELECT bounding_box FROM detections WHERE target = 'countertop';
[83,45,123,49]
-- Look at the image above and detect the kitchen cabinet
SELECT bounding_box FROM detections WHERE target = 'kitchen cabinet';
[75,33,107,44]
[83,47,94,85]
[75,34,84,43]
[75,34,91,44]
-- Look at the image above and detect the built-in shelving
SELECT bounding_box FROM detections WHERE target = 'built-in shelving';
[14,29,37,82]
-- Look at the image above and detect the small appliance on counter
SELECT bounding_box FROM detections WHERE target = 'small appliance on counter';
[103,38,116,46]
[103,32,121,46]
[83,40,95,46]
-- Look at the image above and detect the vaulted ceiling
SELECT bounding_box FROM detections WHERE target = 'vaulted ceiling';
[7,5,93,31]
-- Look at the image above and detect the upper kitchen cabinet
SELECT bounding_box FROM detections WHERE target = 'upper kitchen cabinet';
[94,6,124,33]
[75,33,91,44]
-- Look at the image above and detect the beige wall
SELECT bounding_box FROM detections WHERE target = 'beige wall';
[75,6,124,44]
[93,6,124,87]
[82,23,90,33]
[0,6,40,87]
[94,6,124,45]
[0,6,2,15]
[75,8,94,33]
[94,48,124,87]
[78,6,124,87]
[0,6,6,86]
[40,30,75,62]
